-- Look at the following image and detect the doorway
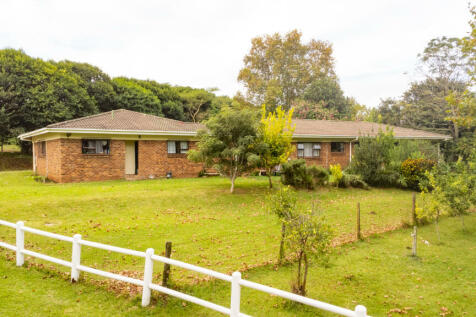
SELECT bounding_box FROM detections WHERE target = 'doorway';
[125,141,138,175]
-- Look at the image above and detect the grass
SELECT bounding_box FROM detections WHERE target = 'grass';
[1,171,474,316]
[0,144,32,171]
[0,171,415,278]
[1,213,474,316]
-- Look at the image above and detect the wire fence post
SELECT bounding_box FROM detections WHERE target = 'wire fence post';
[230,271,241,317]
[142,248,154,307]
[356,202,361,240]
[412,226,417,257]
[16,221,24,266]
[412,193,417,226]
[71,234,82,282]
[355,305,367,317]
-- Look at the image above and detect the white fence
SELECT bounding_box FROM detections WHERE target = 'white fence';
[0,219,369,317]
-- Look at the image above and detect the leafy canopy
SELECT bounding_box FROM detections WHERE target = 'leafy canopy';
[188,107,260,193]
[256,105,295,187]
[238,30,335,111]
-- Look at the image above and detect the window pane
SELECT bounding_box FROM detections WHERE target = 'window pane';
[167,141,176,154]
[313,149,320,157]
[297,149,304,157]
[96,141,103,153]
[331,142,344,152]
[297,143,304,150]
[303,143,313,157]
[180,141,188,153]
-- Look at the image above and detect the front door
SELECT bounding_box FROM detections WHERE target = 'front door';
[125,141,137,175]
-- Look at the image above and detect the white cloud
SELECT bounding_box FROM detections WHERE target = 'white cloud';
[0,0,472,107]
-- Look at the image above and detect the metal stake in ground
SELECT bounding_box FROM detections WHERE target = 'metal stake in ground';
[162,241,172,287]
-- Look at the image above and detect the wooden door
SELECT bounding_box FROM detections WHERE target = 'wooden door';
[125,141,135,175]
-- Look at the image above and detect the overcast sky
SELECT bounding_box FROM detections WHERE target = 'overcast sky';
[0,0,473,107]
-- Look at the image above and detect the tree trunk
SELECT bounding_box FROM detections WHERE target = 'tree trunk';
[278,223,285,264]
[230,167,238,194]
[267,168,273,189]
[0,140,3,153]
[296,251,302,292]
[302,253,308,296]
[435,209,440,242]
[230,175,236,194]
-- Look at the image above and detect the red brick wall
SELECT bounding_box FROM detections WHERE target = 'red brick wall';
[136,140,204,179]
[34,142,46,177]
[34,138,204,183]
[60,139,125,183]
[33,139,62,182]
[290,141,352,168]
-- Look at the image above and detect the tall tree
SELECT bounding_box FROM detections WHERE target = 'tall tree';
[56,60,116,112]
[112,77,162,116]
[180,88,216,122]
[399,78,465,138]
[238,30,335,111]
[301,77,351,118]
[188,107,260,193]
[0,49,97,152]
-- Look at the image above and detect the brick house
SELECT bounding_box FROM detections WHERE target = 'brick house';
[19,109,450,183]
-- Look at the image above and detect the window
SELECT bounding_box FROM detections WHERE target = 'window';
[331,142,345,153]
[167,141,189,154]
[39,141,46,156]
[297,143,321,158]
[82,140,110,154]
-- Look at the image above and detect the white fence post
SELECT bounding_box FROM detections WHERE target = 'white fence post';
[142,248,154,307]
[16,221,24,266]
[230,271,241,317]
[71,234,82,282]
[355,305,367,317]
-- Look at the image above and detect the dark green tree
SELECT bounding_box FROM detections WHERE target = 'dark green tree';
[188,107,260,193]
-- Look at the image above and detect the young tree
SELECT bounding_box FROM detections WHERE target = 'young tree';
[424,157,476,231]
[268,186,297,264]
[188,107,260,193]
[238,30,335,111]
[257,105,295,188]
[416,171,445,242]
[285,209,333,296]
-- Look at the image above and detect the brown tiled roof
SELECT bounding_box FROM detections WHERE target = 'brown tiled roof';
[47,109,204,132]
[292,119,450,139]
[35,109,449,140]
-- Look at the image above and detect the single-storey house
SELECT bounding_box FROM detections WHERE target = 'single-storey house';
[19,109,451,183]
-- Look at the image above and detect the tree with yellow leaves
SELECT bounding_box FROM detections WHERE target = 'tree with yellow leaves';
[256,105,295,188]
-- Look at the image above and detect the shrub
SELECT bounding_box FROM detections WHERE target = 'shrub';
[348,131,399,186]
[400,158,436,190]
[328,164,343,187]
[339,173,369,189]
[281,159,329,189]
[308,165,329,186]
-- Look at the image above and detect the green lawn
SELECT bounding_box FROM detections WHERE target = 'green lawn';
[1,212,474,316]
[2,171,474,316]
[0,171,415,278]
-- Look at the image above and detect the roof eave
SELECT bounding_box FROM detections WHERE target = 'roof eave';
[18,128,198,141]
[292,134,451,140]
